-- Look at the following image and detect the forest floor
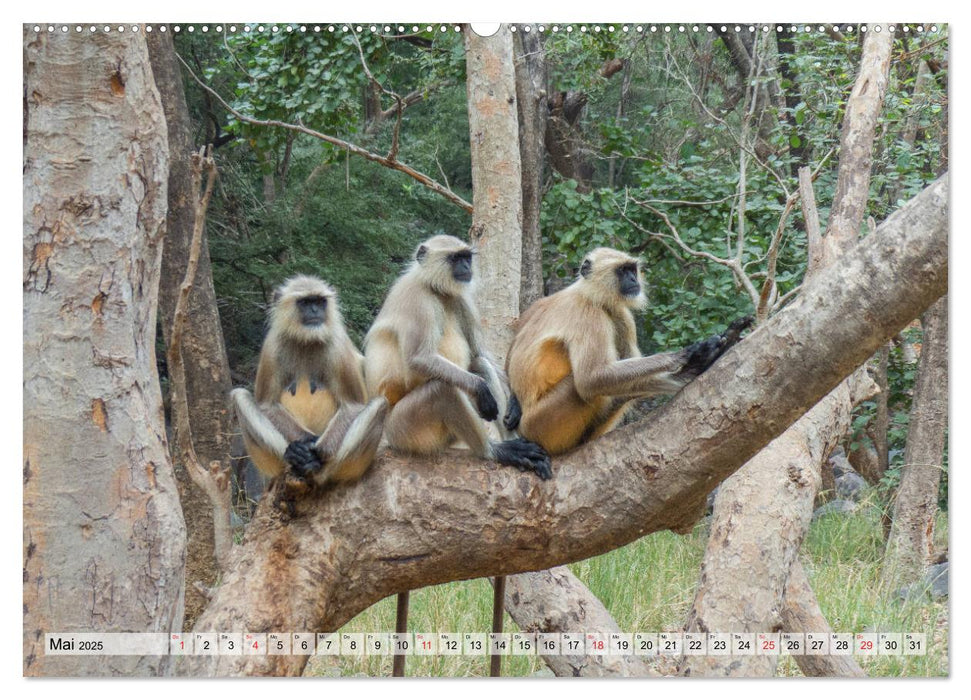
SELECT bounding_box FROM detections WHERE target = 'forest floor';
[304,495,948,678]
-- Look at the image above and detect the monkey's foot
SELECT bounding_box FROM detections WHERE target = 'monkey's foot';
[494,438,552,480]
[285,437,323,478]
[503,393,522,432]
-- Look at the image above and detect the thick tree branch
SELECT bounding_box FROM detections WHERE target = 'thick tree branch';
[185,175,946,676]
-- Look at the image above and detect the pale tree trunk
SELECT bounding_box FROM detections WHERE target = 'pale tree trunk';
[23,27,186,676]
[183,175,945,675]
[682,30,893,677]
[473,27,636,676]
[146,29,234,630]
[883,295,948,586]
[465,24,523,356]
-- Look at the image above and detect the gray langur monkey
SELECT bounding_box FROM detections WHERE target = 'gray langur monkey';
[231,275,388,497]
[364,235,551,678]
[364,234,551,477]
[503,247,752,455]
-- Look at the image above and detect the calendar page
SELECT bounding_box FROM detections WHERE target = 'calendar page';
[22,11,949,682]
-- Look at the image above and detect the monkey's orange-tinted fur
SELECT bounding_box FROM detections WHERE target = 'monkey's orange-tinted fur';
[245,440,287,478]
[279,378,337,435]
[506,247,676,455]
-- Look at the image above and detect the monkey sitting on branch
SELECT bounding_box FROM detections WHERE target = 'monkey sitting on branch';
[232,275,388,506]
[364,234,552,677]
[504,247,752,455]
[364,234,551,478]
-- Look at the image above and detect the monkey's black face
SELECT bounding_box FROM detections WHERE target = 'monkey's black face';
[297,295,328,327]
[616,263,641,297]
[450,250,473,283]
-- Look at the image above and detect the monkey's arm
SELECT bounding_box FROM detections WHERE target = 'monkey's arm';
[574,317,753,400]
[568,315,686,401]
[335,344,369,404]
[575,353,688,401]
[398,306,498,419]
[253,346,283,404]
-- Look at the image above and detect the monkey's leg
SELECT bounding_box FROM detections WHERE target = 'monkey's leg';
[517,379,602,455]
[312,397,390,484]
[387,381,551,478]
[232,388,319,477]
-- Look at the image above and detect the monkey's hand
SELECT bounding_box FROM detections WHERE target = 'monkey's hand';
[493,438,553,480]
[284,437,323,478]
[503,393,522,432]
[474,380,500,422]
[679,315,753,378]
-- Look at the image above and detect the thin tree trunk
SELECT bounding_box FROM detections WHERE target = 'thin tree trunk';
[183,175,946,675]
[513,29,548,312]
[883,295,948,586]
[147,28,235,631]
[23,26,185,676]
[781,560,866,677]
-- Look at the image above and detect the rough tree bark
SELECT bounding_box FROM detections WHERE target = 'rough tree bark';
[513,28,548,312]
[147,28,235,630]
[23,27,186,675]
[682,30,893,677]
[184,175,946,675]
[465,25,524,356]
[883,295,948,587]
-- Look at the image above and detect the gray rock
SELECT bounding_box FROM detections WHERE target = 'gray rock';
[835,470,867,502]
[812,499,857,521]
[896,561,949,601]
[927,562,949,599]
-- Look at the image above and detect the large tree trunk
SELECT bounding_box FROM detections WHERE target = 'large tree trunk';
[682,30,894,677]
[185,176,945,675]
[23,27,186,676]
[146,28,235,630]
[465,25,523,356]
[883,296,948,586]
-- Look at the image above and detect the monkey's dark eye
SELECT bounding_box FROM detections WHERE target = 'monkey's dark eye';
[297,296,328,326]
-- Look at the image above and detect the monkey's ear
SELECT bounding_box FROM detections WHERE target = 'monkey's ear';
[416,245,428,263]
[580,259,592,278]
